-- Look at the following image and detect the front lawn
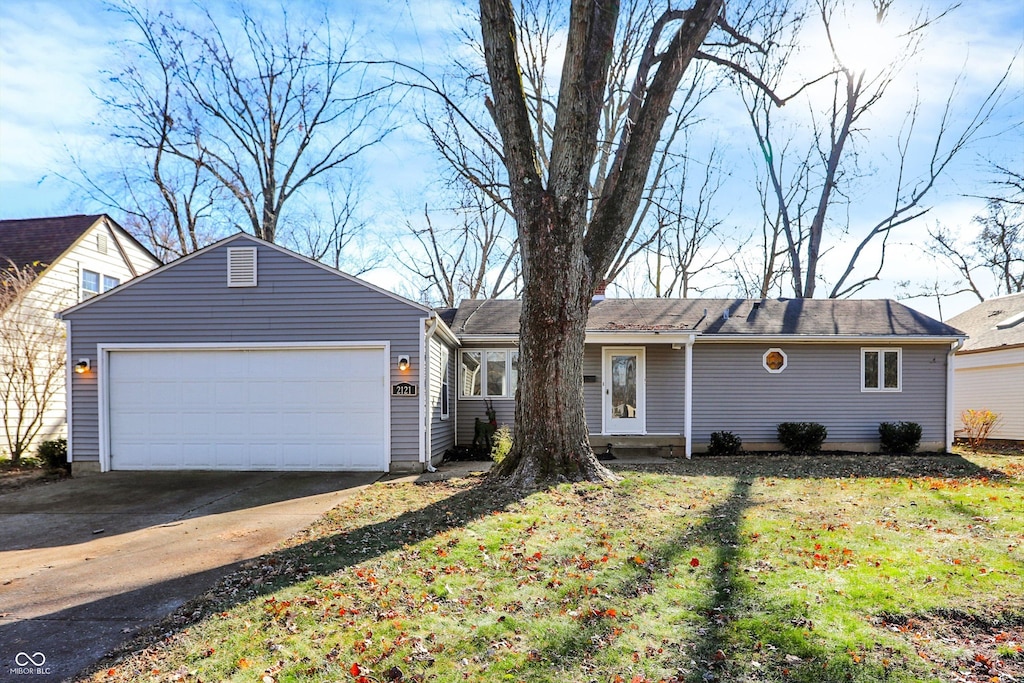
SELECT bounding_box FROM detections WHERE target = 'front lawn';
[84,452,1023,683]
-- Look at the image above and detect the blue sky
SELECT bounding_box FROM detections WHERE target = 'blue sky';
[0,0,1021,319]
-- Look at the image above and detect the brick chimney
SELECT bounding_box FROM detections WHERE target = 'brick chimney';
[592,280,607,304]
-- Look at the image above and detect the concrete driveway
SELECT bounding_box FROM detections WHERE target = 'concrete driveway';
[0,470,379,681]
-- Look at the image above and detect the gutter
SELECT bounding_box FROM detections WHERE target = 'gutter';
[946,337,966,452]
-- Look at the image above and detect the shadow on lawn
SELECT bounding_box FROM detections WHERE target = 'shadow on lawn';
[611,453,1008,481]
[67,453,1016,681]
[69,478,524,680]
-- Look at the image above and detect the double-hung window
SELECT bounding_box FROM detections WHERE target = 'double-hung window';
[440,349,450,420]
[460,349,519,398]
[81,270,100,299]
[82,270,121,300]
[861,348,901,392]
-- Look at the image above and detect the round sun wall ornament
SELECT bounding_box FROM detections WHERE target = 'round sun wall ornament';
[763,348,787,373]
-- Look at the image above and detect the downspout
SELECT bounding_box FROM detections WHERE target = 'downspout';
[685,333,694,460]
[946,338,965,452]
[422,313,440,472]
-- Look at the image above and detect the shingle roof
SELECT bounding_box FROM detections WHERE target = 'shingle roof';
[449,297,964,338]
[0,214,103,273]
[946,293,1024,352]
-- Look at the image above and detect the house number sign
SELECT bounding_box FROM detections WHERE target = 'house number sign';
[392,382,418,397]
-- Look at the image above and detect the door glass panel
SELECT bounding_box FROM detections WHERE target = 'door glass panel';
[610,354,637,419]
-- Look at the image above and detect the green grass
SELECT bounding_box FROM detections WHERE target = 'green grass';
[84,452,1023,683]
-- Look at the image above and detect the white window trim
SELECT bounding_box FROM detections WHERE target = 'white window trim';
[80,267,121,301]
[861,347,902,392]
[459,348,518,399]
[440,348,451,420]
[763,347,787,374]
[80,268,101,299]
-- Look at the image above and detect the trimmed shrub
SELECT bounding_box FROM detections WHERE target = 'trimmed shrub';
[878,421,922,454]
[707,431,743,456]
[491,425,513,464]
[36,438,68,471]
[776,422,827,454]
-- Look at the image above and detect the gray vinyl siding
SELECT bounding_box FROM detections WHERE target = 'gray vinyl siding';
[456,398,516,445]
[428,336,456,461]
[63,237,428,469]
[691,342,949,447]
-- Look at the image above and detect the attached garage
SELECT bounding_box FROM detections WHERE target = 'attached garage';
[103,345,388,471]
[60,234,461,475]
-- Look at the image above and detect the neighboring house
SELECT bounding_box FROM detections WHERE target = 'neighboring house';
[59,233,964,475]
[446,297,965,457]
[60,234,459,475]
[0,215,160,458]
[947,293,1024,442]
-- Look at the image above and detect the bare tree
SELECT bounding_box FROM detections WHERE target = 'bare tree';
[0,263,70,465]
[740,0,1012,299]
[924,164,1024,300]
[401,185,521,307]
[285,178,385,275]
[77,1,392,258]
[471,0,784,485]
[403,0,726,300]
[645,144,738,297]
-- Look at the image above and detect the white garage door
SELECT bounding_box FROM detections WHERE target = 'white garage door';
[106,347,388,471]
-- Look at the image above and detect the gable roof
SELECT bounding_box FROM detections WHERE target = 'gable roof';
[946,292,1024,352]
[59,232,432,317]
[0,214,104,272]
[449,298,964,339]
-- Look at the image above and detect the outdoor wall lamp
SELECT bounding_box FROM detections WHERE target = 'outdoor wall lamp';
[74,359,91,374]
[397,355,410,372]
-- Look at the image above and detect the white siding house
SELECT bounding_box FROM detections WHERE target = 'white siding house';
[0,215,160,460]
[948,293,1024,442]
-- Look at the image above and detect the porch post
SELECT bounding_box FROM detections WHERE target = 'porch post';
[685,334,694,459]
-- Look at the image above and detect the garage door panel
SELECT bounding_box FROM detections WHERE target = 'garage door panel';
[181,444,213,468]
[108,347,388,471]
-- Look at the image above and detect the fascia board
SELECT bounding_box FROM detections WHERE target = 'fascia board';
[694,334,966,344]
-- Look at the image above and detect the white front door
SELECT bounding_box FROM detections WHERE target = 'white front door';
[602,347,646,434]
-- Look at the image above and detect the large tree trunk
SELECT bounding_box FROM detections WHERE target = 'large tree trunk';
[480,0,723,486]
[491,202,615,487]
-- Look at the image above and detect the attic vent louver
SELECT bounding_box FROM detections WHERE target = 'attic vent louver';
[97,233,108,254]
[227,247,258,287]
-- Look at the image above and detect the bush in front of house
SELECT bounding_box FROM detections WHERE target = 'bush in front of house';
[491,425,513,464]
[707,431,743,456]
[878,421,922,455]
[36,438,69,471]
[960,409,1000,452]
[776,422,827,454]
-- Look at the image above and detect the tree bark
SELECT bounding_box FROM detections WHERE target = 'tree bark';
[481,0,723,486]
